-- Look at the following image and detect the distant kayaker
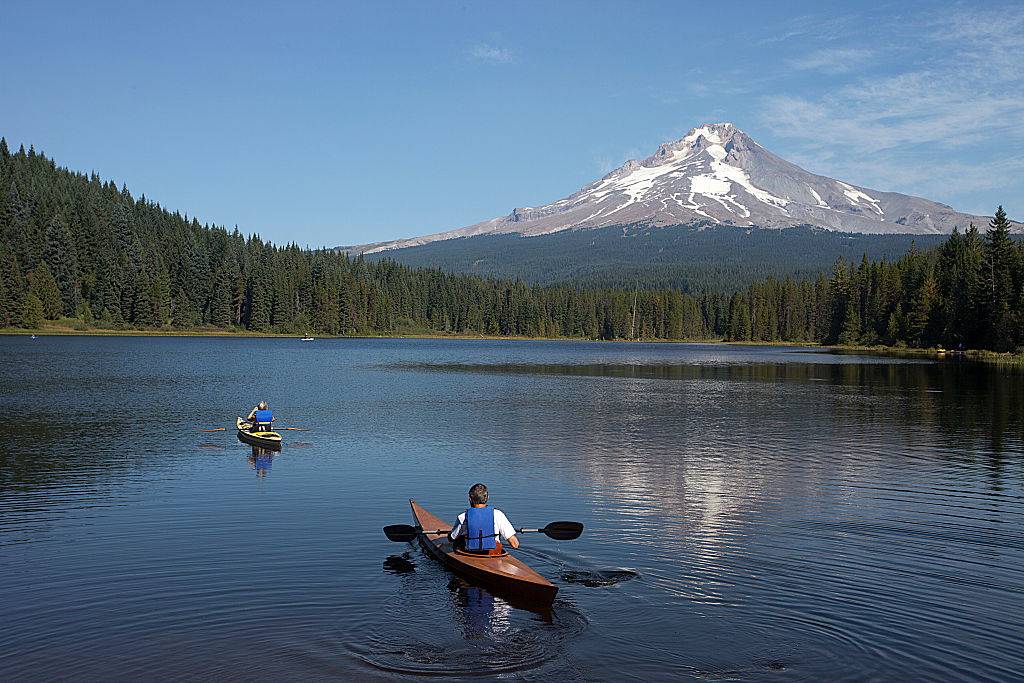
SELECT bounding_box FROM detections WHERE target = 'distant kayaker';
[246,401,273,432]
[448,483,520,551]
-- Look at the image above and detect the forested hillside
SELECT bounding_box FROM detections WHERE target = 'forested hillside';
[357,225,948,292]
[1,140,1021,351]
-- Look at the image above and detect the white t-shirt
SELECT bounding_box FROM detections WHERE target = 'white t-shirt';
[449,508,517,543]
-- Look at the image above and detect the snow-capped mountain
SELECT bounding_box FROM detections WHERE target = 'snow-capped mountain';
[351,123,1016,254]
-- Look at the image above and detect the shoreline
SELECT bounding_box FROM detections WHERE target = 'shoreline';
[3,325,593,342]
[830,344,1024,366]
[0,322,781,344]
[4,325,1021,366]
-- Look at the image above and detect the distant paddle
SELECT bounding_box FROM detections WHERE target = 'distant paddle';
[199,427,226,432]
[383,521,583,543]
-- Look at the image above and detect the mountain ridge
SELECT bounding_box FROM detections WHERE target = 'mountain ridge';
[344,123,1018,254]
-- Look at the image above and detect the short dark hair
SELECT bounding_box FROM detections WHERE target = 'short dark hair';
[468,483,488,504]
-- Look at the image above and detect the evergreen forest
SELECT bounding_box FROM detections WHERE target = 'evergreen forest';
[1,140,1022,352]
[359,224,948,292]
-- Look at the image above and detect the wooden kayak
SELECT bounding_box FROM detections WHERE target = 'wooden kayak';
[236,417,283,450]
[409,499,558,605]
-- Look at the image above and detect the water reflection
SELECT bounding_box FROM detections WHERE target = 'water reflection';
[365,552,583,678]
[3,337,1023,681]
[392,357,1024,455]
[247,446,276,477]
[385,351,1024,652]
[448,579,515,639]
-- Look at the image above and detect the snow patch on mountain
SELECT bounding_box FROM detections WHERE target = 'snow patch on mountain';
[807,186,829,209]
[698,142,788,212]
[837,181,883,215]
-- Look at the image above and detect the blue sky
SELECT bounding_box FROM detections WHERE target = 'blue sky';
[1,0,1021,246]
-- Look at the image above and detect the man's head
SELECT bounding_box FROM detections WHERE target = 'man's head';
[258,401,268,410]
[468,483,488,505]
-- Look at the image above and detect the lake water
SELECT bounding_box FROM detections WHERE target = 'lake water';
[1,336,1022,681]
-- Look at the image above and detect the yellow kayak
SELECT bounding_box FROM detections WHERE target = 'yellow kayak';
[236,417,283,449]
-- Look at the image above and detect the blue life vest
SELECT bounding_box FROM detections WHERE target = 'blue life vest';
[254,409,273,424]
[464,506,496,551]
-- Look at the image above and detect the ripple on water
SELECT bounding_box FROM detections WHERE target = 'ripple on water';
[344,547,590,678]
[561,569,638,587]
[349,593,589,678]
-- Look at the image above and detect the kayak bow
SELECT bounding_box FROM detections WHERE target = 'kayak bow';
[409,499,558,605]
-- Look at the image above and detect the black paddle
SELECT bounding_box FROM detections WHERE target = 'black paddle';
[383,521,583,543]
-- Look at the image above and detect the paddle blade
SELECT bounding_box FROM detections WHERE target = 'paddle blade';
[542,521,584,540]
[383,524,419,542]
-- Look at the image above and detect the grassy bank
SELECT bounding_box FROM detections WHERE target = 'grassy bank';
[830,343,1024,367]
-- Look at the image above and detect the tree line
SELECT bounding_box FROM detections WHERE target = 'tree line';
[1,139,1021,351]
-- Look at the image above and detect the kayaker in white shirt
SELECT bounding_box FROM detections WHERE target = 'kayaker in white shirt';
[448,483,520,550]
[246,401,273,432]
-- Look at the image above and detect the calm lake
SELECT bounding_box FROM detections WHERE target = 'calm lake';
[1,336,1022,681]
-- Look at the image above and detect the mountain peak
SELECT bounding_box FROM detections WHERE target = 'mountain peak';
[350,123,1018,254]
[641,123,752,172]
[682,122,737,143]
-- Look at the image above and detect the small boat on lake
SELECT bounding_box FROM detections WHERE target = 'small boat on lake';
[236,417,282,450]
[301,335,314,341]
[409,499,558,605]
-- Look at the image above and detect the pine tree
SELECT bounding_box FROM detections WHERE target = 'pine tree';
[209,267,234,328]
[961,224,985,345]
[825,259,849,343]
[247,268,271,332]
[43,213,80,316]
[0,250,26,327]
[905,274,937,347]
[23,292,44,328]
[984,206,1016,350]
[728,292,752,340]
[171,285,200,327]
[3,181,31,268]
[28,262,63,319]
[885,304,903,345]
[838,298,861,345]
[146,266,172,327]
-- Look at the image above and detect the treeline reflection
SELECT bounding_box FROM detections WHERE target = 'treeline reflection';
[395,358,1024,457]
